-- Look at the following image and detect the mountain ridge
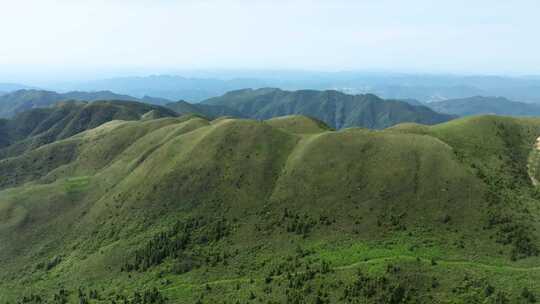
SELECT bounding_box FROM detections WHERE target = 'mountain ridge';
[0,100,177,159]
[0,89,157,118]
[200,88,455,129]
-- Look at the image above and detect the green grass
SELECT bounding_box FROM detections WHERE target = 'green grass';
[0,114,540,303]
[64,176,91,193]
[265,115,332,134]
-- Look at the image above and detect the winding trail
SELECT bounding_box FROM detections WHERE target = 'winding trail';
[160,254,540,295]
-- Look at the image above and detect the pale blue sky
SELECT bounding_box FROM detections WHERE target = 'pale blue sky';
[0,0,539,82]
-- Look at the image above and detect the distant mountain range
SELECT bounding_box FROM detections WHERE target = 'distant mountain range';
[428,96,540,117]
[196,88,454,129]
[44,72,540,103]
[53,75,268,101]
[9,87,540,131]
[0,88,454,129]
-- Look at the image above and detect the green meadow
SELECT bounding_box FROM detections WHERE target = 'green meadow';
[1,112,539,303]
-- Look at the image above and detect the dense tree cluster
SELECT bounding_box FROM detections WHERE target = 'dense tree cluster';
[467,123,540,260]
[376,210,407,231]
[12,288,167,304]
[483,187,539,260]
[496,223,539,260]
[278,256,333,304]
[522,288,537,303]
[123,217,231,272]
[282,209,317,237]
[126,288,167,304]
[341,270,415,304]
[13,294,43,304]
[35,255,63,271]
[449,275,537,303]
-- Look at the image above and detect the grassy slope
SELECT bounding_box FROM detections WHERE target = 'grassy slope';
[165,100,244,119]
[266,115,333,134]
[0,115,539,303]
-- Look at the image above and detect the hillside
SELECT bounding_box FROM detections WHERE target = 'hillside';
[429,96,540,116]
[166,100,244,119]
[0,100,177,159]
[0,113,539,303]
[202,88,454,129]
[0,89,143,118]
[141,95,174,105]
[398,98,425,106]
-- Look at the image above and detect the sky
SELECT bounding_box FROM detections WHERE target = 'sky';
[0,0,539,83]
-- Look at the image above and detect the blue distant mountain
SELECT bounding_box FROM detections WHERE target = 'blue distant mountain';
[49,72,540,103]
[428,96,540,117]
